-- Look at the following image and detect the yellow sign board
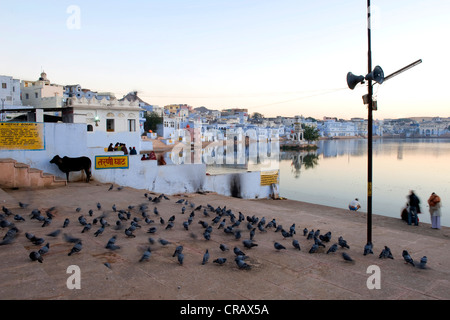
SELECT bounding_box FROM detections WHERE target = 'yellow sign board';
[95,155,129,169]
[0,122,44,150]
[260,170,279,186]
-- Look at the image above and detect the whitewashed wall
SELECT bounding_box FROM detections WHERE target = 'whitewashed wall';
[0,122,277,198]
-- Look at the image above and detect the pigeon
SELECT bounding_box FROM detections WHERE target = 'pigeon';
[94,226,104,237]
[172,245,184,257]
[203,231,211,241]
[303,228,308,236]
[363,242,374,255]
[342,252,354,262]
[182,221,189,231]
[213,257,227,265]
[0,227,19,245]
[326,243,338,254]
[292,239,301,251]
[88,209,94,216]
[402,250,415,266]
[319,231,332,242]
[233,247,246,256]
[105,236,120,250]
[379,246,394,259]
[125,227,136,238]
[418,256,427,269]
[147,226,157,234]
[76,207,82,213]
[314,237,326,248]
[13,214,25,222]
[38,243,50,255]
[68,241,82,256]
[41,217,52,227]
[235,258,251,270]
[158,238,170,246]
[81,223,92,233]
[108,184,114,191]
[177,253,184,265]
[289,223,296,235]
[46,229,61,237]
[165,221,174,230]
[104,262,112,269]
[243,239,258,249]
[19,202,29,209]
[202,249,210,265]
[219,244,229,252]
[338,236,350,249]
[97,202,102,210]
[234,230,242,240]
[29,251,43,263]
[309,243,318,254]
[307,230,314,240]
[63,218,70,228]
[78,215,87,226]
[176,199,184,204]
[139,247,152,262]
[274,242,286,250]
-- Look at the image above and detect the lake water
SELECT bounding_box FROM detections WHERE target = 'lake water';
[167,138,450,227]
[278,138,450,227]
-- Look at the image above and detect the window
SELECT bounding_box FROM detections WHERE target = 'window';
[35,92,38,98]
[87,124,93,132]
[1,83,6,89]
[25,93,29,99]
[128,119,136,132]
[106,119,115,132]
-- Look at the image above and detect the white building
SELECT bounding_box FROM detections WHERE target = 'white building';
[21,71,64,109]
[1,75,22,121]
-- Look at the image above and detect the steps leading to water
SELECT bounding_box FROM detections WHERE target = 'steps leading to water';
[0,158,67,189]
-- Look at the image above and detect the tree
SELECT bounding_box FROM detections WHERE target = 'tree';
[144,112,163,133]
[303,125,320,144]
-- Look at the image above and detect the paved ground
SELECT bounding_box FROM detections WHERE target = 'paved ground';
[0,182,449,303]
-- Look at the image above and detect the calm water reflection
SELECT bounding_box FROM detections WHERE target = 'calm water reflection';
[166,138,450,227]
[280,138,450,227]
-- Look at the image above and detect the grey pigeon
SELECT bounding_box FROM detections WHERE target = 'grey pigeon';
[243,239,258,249]
[63,218,70,228]
[342,252,354,262]
[319,231,332,242]
[402,250,415,266]
[38,243,50,255]
[68,241,82,256]
[94,226,104,237]
[46,229,61,237]
[309,243,318,254]
[202,249,210,265]
[379,246,394,259]
[139,247,152,262]
[274,242,286,250]
[303,228,308,236]
[29,251,43,263]
[173,245,184,257]
[338,236,350,249]
[158,238,170,246]
[418,256,427,269]
[106,236,120,250]
[104,262,112,269]
[14,214,25,222]
[364,242,374,255]
[235,258,251,270]
[213,257,227,265]
[219,244,229,252]
[233,247,246,256]
[82,223,92,233]
[307,230,314,240]
[292,239,301,250]
[177,253,184,265]
[326,243,338,254]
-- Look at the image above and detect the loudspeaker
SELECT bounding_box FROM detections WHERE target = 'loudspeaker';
[347,72,365,90]
[365,65,384,84]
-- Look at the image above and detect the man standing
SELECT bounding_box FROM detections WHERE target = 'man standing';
[408,190,421,226]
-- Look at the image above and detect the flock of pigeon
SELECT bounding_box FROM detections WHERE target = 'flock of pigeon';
[0,186,428,274]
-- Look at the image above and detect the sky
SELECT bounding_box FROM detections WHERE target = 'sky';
[1,0,449,120]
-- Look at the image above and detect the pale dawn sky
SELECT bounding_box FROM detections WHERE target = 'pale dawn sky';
[1,0,448,120]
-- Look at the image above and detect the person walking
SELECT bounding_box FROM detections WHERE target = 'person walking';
[428,192,442,229]
[408,190,420,226]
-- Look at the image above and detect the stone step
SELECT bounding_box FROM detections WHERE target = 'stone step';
[0,158,67,189]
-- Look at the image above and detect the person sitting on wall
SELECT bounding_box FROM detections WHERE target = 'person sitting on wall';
[348,198,361,211]
[149,151,157,160]
[141,154,149,160]
[158,154,166,165]
[107,143,114,152]
[130,147,137,155]
[122,144,128,155]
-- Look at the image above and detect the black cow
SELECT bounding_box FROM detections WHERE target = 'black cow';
[50,155,92,183]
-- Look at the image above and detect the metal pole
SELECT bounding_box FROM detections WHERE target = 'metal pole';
[367,0,373,245]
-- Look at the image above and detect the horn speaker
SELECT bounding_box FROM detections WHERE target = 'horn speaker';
[346,72,365,90]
